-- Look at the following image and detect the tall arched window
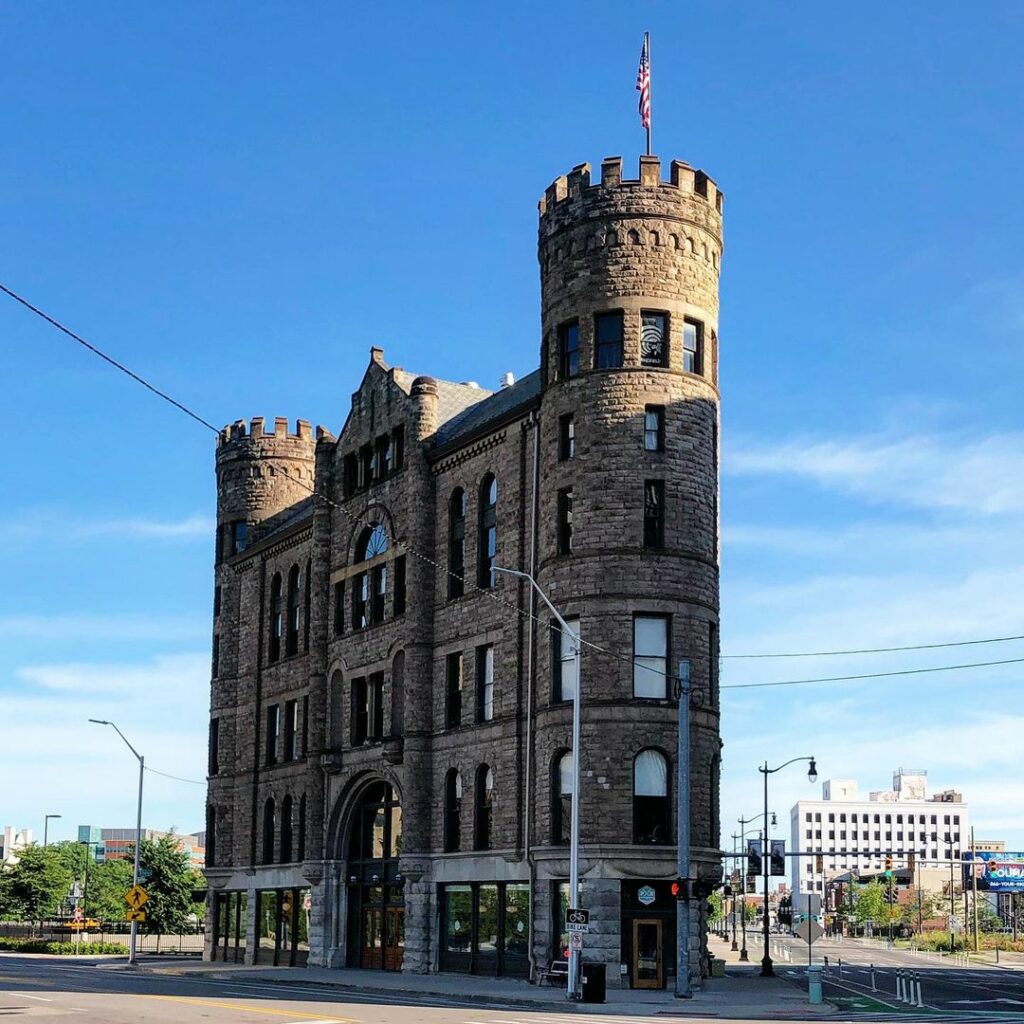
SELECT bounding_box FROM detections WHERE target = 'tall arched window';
[391,651,405,736]
[298,793,307,862]
[552,751,573,845]
[269,573,283,662]
[633,749,670,845]
[329,670,346,749]
[206,805,216,868]
[353,524,388,629]
[448,488,466,599]
[478,476,497,588]
[262,797,276,864]
[285,565,300,657]
[444,769,462,853]
[280,794,294,863]
[474,764,494,850]
[303,558,312,652]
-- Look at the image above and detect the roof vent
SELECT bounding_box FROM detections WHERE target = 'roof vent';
[461,381,480,389]
[500,372,515,389]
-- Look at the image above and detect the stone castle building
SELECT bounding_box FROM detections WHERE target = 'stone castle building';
[205,153,724,991]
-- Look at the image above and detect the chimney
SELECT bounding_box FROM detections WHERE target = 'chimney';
[500,372,515,389]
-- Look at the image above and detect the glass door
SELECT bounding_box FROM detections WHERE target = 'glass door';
[631,918,663,989]
[361,906,383,969]
[384,907,405,971]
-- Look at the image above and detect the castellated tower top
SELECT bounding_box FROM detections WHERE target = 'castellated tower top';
[215,416,317,533]
[537,155,724,382]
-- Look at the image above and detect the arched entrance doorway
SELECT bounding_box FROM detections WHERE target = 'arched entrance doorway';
[345,781,404,970]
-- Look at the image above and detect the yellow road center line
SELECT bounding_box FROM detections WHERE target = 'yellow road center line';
[136,994,356,1021]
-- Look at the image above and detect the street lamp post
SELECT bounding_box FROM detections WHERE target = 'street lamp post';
[89,719,144,967]
[758,756,817,977]
[493,567,581,1000]
[737,810,775,963]
[730,832,739,951]
[43,814,62,847]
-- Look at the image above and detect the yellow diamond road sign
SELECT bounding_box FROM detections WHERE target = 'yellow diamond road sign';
[125,909,146,923]
[125,885,149,910]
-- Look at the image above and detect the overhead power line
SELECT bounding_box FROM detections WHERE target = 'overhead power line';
[724,633,1024,659]
[0,281,220,434]
[144,765,205,786]
[10,282,1022,694]
[721,656,1024,691]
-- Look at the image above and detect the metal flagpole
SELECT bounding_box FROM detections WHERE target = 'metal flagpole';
[645,32,652,156]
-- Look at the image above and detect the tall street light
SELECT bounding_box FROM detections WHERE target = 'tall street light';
[737,810,776,963]
[43,814,62,847]
[89,719,144,967]
[759,756,817,977]
[493,566,581,1001]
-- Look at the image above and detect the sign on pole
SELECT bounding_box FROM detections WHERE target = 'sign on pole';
[770,839,786,877]
[566,908,590,932]
[125,885,149,910]
[794,919,824,945]
[569,930,584,951]
[125,909,147,923]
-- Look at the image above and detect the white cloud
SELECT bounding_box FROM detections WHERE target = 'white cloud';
[0,652,209,838]
[727,431,1024,516]
[0,511,213,544]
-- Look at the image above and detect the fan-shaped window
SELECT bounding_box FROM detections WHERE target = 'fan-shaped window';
[552,751,573,845]
[444,769,462,853]
[262,798,276,864]
[280,794,294,863]
[285,565,300,657]
[478,476,497,588]
[356,524,389,562]
[474,765,495,851]
[633,749,670,845]
[448,488,467,599]
[269,573,283,663]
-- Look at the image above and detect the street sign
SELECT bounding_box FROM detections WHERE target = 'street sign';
[569,930,584,951]
[566,908,590,932]
[125,885,149,910]
[73,907,83,923]
[125,909,146,923]
[794,919,824,945]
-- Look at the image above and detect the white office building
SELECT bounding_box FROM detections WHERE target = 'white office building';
[0,826,33,866]
[790,769,968,914]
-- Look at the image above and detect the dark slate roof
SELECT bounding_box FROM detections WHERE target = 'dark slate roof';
[391,369,495,429]
[434,370,542,446]
[251,496,314,548]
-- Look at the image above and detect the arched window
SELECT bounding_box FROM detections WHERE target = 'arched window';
[552,751,573,845]
[206,805,216,868]
[448,488,467,599]
[444,769,462,853]
[280,794,294,863]
[352,524,388,629]
[477,476,497,588]
[262,798,276,864]
[474,764,494,851]
[633,749,670,845]
[329,670,346,749]
[303,558,311,652]
[269,573,283,662]
[285,565,300,657]
[391,651,405,736]
[298,793,307,862]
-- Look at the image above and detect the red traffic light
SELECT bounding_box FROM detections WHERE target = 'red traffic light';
[671,879,688,900]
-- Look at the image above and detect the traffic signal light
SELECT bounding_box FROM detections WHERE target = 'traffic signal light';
[671,878,689,900]
[884,855,893,877]
[884,888,898,905]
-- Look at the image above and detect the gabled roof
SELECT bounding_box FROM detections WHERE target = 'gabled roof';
[391,369,495,431]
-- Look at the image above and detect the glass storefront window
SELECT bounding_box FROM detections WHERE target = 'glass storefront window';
[477,885,499,953]
[504,884,529,960]
[389,805,403,857]
[257,891,278,965]
[445,885,473,955]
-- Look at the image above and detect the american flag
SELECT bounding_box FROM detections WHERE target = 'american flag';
[636,36,651,129]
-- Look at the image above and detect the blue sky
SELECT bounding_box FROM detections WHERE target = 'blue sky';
[2,2,1022,857]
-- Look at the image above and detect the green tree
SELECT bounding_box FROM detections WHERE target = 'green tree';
[854,881,900,928]
[903,888,939,932]
[138,835,203,943]
[85,859,134,923]
[707,890,724,923]
[3,846,73,925]
[743,900,758,923]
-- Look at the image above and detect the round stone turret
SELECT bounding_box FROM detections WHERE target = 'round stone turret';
[215,416,316,555]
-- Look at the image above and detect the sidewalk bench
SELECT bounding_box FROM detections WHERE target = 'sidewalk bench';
[539,960,569,986]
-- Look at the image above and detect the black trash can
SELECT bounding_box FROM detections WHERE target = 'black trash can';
[580,961,606,1003]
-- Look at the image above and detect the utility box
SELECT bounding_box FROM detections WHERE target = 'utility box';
[580,962,606,1003]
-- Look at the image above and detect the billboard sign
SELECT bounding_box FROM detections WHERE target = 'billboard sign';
[963,851,1024,892]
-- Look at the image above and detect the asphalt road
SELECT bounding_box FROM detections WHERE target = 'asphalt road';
[0,954,696,1024]
[771,934,1024,1015]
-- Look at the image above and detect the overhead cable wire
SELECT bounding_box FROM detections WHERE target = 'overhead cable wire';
[12,283,1023,693]
[723,633,1024,659]
[144,765,205,786]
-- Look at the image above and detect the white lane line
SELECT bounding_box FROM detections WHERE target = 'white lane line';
[13,992,53,1002]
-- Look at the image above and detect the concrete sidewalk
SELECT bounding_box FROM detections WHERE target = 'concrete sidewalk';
[130,956,835,1018]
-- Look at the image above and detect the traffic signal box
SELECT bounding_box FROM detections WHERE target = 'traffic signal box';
[671,878,690,901]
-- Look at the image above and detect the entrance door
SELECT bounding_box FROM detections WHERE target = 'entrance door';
[361,906,383,969]
[631,918,663,989]
[384,907,405,971]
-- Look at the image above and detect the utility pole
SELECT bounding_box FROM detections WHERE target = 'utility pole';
[730,832,739,951]
[971,828,980,953]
